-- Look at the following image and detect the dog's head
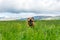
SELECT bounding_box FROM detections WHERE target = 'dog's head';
[27,17,34,22]
[27,17,34,27]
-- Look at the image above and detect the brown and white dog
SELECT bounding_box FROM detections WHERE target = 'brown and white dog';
[27,17,34,27]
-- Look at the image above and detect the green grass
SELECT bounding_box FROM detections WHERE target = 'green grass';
[0,20,60,40]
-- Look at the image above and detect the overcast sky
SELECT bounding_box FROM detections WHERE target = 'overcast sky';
[0,0,60,18]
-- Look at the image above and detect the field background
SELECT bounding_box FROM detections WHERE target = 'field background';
[0,20,60,40]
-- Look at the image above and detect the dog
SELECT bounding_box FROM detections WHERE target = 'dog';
[27,17,34,27]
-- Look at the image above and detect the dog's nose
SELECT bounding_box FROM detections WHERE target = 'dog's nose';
[30,19,31,21]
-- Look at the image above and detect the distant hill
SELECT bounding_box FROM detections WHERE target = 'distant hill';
[0,16,60,21]
[44,16,60,20]
[20,16,52,20]
[34,16,52,20]
[20,16,60,20]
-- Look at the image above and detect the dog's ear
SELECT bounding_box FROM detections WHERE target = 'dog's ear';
[31,17,34,21]
[27,18,29,19]
[31,17,34,19]
[27,18,30,21]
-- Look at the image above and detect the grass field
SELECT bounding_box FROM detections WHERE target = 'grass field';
[0,20,60,40]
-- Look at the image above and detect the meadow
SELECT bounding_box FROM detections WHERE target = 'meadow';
[0,20,60,40]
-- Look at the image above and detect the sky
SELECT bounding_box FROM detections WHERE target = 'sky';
[0,0,60,19]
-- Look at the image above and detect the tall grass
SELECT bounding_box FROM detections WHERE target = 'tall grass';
[0,20,60,40]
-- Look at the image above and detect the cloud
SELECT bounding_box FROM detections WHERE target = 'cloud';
[0,0,60,20]
[0,0,60,13]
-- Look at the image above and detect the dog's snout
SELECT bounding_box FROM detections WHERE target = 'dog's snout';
[30,19,31,21]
